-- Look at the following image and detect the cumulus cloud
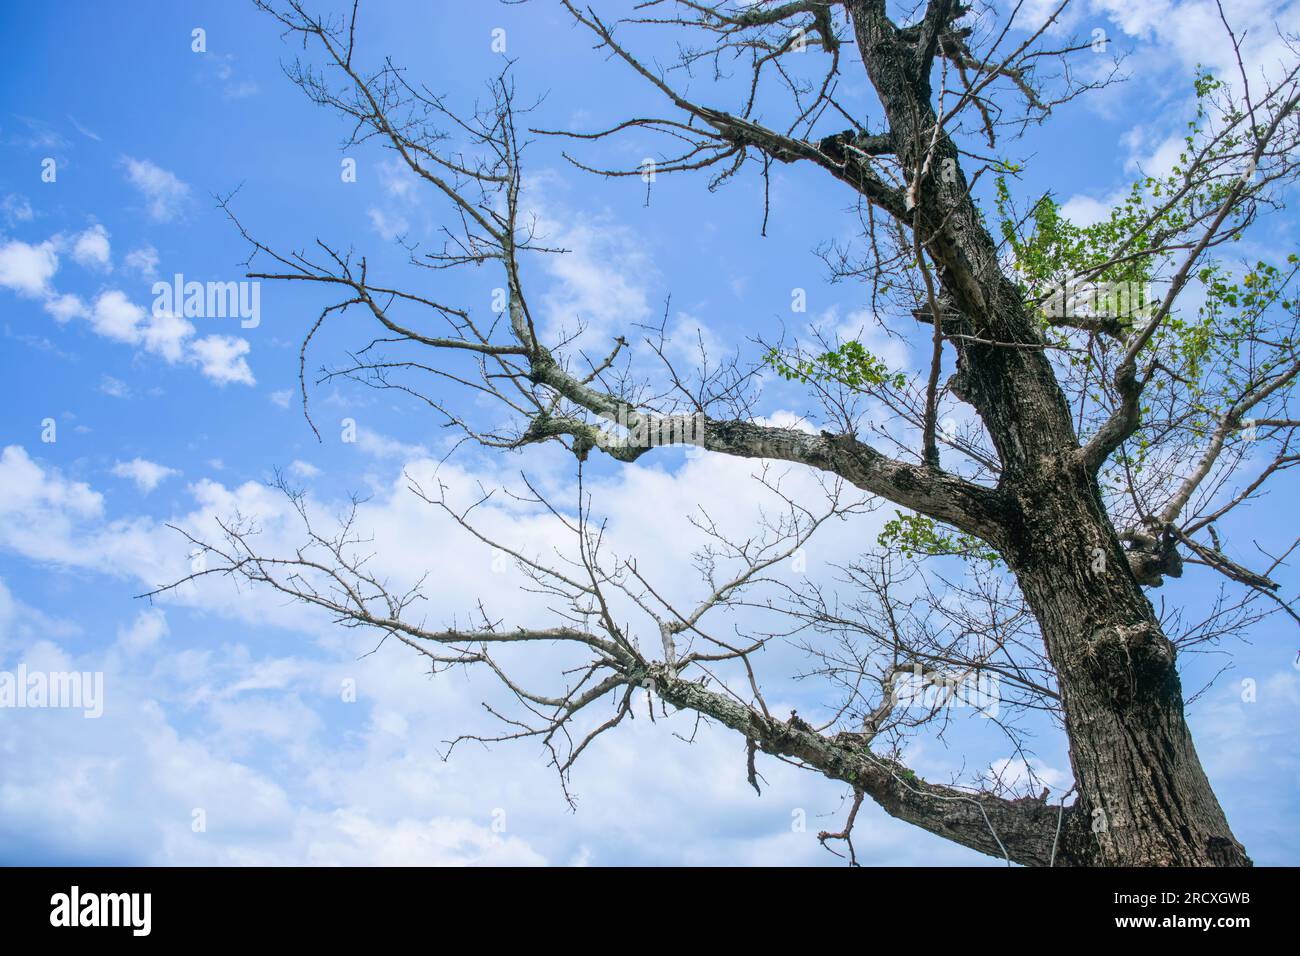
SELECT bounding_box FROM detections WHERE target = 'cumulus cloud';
[506,174,656,347]
[291,811,545,866]
[1052,0,1300,226]
[538,208,653,343]
[0,443,956,865]
[353,426,427,460]
[0,447,106,567]
[121,157,191,222]
[140,309,196,363]
[111,458,181,494]
[71,223,111,271]
[1058,192,1121,227]
[1089,0,1300,84]
[43,292,87,323]
[0,230,253,385]
[12,439,1286,864]
[189,334,255,386]
[87,292,229,376]
[0,238,59,297]
[89,289,146,342]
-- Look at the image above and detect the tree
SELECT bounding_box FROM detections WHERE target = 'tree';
[160,0,1300,865]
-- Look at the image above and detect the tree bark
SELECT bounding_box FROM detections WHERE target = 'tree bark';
[991,457,1251,865]
[841,0,1252,865]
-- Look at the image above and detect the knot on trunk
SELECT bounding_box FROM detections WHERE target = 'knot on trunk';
[1075,621,1177,706]
[786,710,815,734]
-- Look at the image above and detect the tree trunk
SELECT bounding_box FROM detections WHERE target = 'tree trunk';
[993,455,1251,865]
[840,0,1252,866]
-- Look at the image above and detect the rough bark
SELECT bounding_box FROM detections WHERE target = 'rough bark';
[647,665,1065,866]
[991,452,1249,864]
[842,0,1251,866]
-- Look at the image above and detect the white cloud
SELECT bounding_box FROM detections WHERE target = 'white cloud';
[0,241,212,377]
[0,578,81,660]
[99,375,130,398]
[210,54,260,101]
[1089,0,1300,86]
[68,115,101,141]
[1058,193,1119,227]
[0,238,58,297]
[289,460,320,479]
[122,157,191,222]
[71,224,111,271]
[536,205,653,342]
[44,292,87,323]
[1112,120,1193,183]
[9,117,67,151]
[0,448,108,567]
[111,458,181,494]
[1058,123,1190,227]
[34,286,256,387]
[299,811,547,865]
[89,289,146,343]
[1052,0,1300,224]
[377,158,417,198]
[0,443,1022,866]
[270,389,292,409]
[190,334,255,386]
[354,427,427,460]
[124,245,160,279]
[0,234,212,390]
[0,446,239,594]
[367,207,410,240]
[117,607,168,652]
[141,309,197,363]
[822,306,911,372]
[2,194,33,226]
[985,757,1069,794]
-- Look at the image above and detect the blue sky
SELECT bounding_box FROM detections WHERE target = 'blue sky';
[1,0,1298,866]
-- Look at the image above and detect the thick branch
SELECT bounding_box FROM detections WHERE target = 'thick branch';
[650,665,1065,866]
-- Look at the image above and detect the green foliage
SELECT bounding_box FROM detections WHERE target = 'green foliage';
[996,70,1270,334]
[995,174,1153,317]
[877,510,1000,565]
[995,69,1299,476]
[769,70,1297,565]
[766,341,907,392]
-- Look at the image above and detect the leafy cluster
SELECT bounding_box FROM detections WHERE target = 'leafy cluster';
[766,341,907,392]
[877,510,1000,564]
[994,71,1300,480]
